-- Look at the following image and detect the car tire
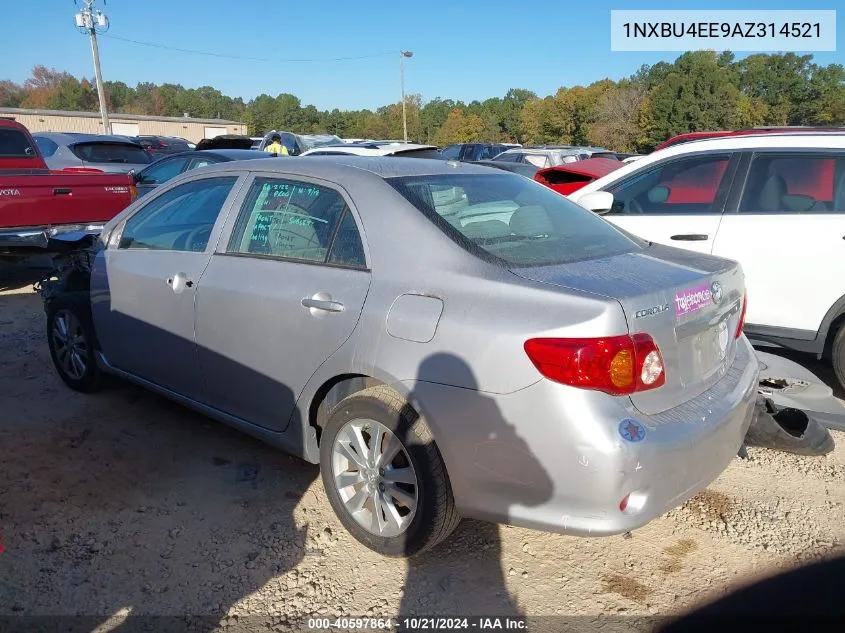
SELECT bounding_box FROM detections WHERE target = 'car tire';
[831,324,845,391]
[46,293,102,393]
[319,385,460,557]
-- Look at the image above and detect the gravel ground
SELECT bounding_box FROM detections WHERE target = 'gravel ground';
[0,273,843,631]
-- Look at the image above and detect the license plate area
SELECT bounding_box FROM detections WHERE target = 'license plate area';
[679,317,732,386]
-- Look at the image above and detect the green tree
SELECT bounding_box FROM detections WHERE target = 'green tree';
[500,88,536,142]
[104,81,135,112]
[646,51,747,148]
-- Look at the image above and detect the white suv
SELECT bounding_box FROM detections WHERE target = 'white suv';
[569,133,845,387]
[299,142,442,159]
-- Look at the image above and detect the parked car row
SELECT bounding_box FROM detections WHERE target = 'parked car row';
[10,111,845,557]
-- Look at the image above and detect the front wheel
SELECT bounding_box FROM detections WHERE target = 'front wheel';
[46,294,102,393]
[319,386,460,557]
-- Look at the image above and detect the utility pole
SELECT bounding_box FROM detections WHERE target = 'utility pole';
[400,51,413,143]
[75,0,111,134]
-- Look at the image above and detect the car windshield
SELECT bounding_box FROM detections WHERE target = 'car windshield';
[388,173,642,267]
[70,142,152,164]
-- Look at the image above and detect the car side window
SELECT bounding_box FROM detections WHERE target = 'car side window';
[280,133,298,155]
[33,136,58,158]
[739,153,845,214]
[441,145,461,160]
[227,177,365,267]
[138,157,190,185]
[327,208,366,267]
[187,157,219,171]
[607,154,731,215]
[120,176,238,252]
[494,152,518,163]
[481,145,504,159]
[523,154,550,168]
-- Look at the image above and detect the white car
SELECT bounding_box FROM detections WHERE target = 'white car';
[568,133,845,387]
[299,141,443,159]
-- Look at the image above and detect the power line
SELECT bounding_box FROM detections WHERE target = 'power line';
[100,34,396,63]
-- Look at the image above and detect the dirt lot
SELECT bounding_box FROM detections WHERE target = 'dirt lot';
[1,270,843,630]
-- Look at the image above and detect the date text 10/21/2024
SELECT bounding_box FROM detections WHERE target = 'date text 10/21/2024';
[308,617,528,630]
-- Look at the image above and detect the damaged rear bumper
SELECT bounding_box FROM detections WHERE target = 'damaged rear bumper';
[756,351,845,433]
[0,224,104,251]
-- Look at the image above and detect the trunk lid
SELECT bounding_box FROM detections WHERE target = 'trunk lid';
[511,244,745,414]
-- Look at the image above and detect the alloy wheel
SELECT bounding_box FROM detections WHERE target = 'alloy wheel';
[52,309,88,380]
[331,419,418,537]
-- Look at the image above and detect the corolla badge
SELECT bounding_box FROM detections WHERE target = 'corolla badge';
[635,303,671,319]
[711,281,723,305]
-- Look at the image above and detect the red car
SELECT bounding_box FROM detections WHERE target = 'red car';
[533,157,624,196]
[0,119,135,257]
[655,126,845,151]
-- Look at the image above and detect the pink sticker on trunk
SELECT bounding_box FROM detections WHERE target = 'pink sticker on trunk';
[674,283,712,316]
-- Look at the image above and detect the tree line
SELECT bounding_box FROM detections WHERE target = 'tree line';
[1,51,843,152]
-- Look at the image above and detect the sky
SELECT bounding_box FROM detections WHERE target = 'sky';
[1,0,842,112]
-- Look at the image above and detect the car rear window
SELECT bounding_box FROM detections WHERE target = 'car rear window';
[388,173,642,267]
[70,142,151,164]
[0,129,37,158]
[393,148,446,159]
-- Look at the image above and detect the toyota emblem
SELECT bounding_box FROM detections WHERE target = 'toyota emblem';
[711,281,723,305]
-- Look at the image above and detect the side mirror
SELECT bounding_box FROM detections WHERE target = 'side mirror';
[578,191,614,215]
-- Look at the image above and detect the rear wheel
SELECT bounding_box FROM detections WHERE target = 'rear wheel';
[46,294,102,393]
[832,324,845,391]
[319,386,460,557]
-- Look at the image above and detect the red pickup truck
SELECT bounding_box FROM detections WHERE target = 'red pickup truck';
[0,119,135,258]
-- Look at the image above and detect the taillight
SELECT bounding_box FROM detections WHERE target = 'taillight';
[62,167,104,174]
[735,293,747,339]
[129,184,138,202]
[524,334,665,395]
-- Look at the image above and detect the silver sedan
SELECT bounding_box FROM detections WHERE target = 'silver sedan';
[43,157,758,556]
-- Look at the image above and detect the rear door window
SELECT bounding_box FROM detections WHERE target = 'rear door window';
[607,154,732,214]
[739,153,845,213]
[227,177,366,267]
[72,142,152,165]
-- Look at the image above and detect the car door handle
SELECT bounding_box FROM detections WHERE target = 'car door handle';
[53,188,72,195]
[670,234,709,241]
[301,296,344,313]
[166,273,194,293]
